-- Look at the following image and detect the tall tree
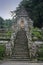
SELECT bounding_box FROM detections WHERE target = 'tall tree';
[0,17,5,28]
[5,19,12,28]
[15,0,43,28]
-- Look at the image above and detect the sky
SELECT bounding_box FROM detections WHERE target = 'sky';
[0,0,22,19]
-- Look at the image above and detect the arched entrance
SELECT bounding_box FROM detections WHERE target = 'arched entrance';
[11,6,33,60]
[20,20,24,28]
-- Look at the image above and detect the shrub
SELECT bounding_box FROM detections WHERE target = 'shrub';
[32,27,42,41]
[37,44,43,61]
[0,44,5,60]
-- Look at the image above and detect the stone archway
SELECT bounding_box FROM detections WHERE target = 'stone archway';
[11,6,33,60]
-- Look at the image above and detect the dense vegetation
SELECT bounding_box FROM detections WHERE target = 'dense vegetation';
[0,17,12,29]
[32,28,43,41]
[37,44,43,61]
[0,17,5,28]
[0,17,12,40]
[16,0,43,28]
[0,45,5,60]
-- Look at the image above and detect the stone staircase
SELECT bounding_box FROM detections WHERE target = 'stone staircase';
[12,28,29,61]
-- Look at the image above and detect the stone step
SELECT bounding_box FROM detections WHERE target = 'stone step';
[16,31,26,35]
[14,44,28,46]
[15,40,27,43]
[12,29,29,60]
[11,58,30,61]
[14,49,28,53]
[16,34,26,36]
[15,42,28,44]
[12,54,29,57]
[14,46,28,48]
[16,37,27,40]
[12,56,29,59]
[14,46,28,49]
[13,48,27,51]
[14,52,28,54]
[13,53,29,57]
[14,50,28,52]
[15,42,27,45]
[12,54,29,58]
[14,49,28,52]
[14,47,28,49]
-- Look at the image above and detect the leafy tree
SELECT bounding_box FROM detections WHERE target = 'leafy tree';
[5,19,12,28]
[0,17,5,28]
[15,0,43,28]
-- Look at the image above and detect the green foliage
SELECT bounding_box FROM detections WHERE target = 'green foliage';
[37,57,43,61]
[32,28,43,40]
[0,45,5,60]
[0,17,5,28]
[6,30,12,37]
[0,17,12,38]
[37,44,43,61]
[38,48,43,57]
[0,17,12,30]
[5,19,12,28]
[16,0,43,28]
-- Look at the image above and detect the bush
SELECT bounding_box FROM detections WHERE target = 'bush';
[0,45,5,60]
[37,44,43,61]
[32,27,42,41]
[37,58,43,61]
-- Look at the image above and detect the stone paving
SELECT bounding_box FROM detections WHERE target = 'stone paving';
[0,61,43,65]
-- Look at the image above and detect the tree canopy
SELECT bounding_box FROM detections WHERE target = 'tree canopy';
[16,0,43,28]
[0,17,5,28]
[0,17,12,29]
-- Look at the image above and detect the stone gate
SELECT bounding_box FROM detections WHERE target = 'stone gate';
[11,6,33,60]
